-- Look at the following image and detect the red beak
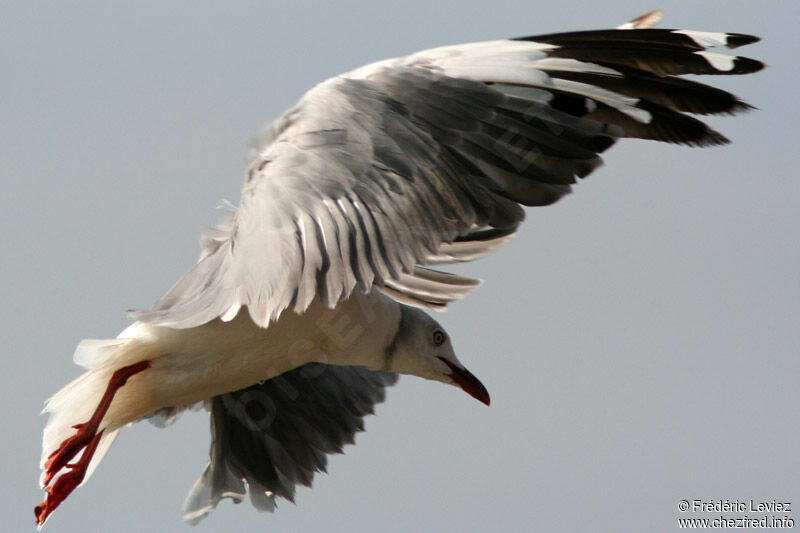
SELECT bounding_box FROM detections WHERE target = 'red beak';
[437,357,491,406]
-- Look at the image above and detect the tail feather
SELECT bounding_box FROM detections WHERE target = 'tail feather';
[40,367,116,482]
[40,332,154,487]
[72,338,131,369]
[82,429,119,486]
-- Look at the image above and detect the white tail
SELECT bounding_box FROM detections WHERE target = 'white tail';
[39,332,156,489]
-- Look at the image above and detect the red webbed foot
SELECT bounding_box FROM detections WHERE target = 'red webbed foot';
[35,430,104,526]
[35,359,152,526]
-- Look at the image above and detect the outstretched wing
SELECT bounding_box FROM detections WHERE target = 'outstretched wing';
[181,363,398,523]
[133,25,762,328]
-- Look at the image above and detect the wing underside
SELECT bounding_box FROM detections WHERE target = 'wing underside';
[130,22,761,331]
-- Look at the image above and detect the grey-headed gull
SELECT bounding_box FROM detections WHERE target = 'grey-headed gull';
[35,10,762,526]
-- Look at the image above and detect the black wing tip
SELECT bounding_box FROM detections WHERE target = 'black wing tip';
[725,33,761,49]
[727,55,766,75]
[511,29,763,50]
[695,130,731,148]
[694,99,757,117]
[727,100,758,115]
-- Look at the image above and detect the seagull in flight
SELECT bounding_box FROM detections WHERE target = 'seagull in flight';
[35,10,762,526]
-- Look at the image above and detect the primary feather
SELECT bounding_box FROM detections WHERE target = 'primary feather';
[131,23,761,330]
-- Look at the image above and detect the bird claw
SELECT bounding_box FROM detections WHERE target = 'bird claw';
[35,430,104,526]
[35,359,151,525]
[42,426,98,486]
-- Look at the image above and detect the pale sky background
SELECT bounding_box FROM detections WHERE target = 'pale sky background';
[2,2,798,532]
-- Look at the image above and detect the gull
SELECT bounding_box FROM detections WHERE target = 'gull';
[35,10,762,526]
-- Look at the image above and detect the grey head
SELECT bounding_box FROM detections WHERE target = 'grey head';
[384,305,490,405]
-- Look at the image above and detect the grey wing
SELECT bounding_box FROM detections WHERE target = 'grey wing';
[132,28,762,328]
[181,363,398,524]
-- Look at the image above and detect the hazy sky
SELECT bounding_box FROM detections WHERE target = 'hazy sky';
[3,2,798,532]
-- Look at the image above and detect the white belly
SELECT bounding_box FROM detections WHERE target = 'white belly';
[106,289,401,425]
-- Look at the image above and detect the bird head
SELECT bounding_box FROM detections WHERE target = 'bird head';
[386,306,490,405]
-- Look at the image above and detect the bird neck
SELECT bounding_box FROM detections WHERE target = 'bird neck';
[303,289,403,372]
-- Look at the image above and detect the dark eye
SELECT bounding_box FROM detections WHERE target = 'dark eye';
[432,329,446,346]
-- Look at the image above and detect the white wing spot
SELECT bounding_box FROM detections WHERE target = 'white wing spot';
[695,51,736,72]
[673,30,730,49]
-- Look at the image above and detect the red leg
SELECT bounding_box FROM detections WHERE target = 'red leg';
[35,359,151,526]
[35,430,104,525]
